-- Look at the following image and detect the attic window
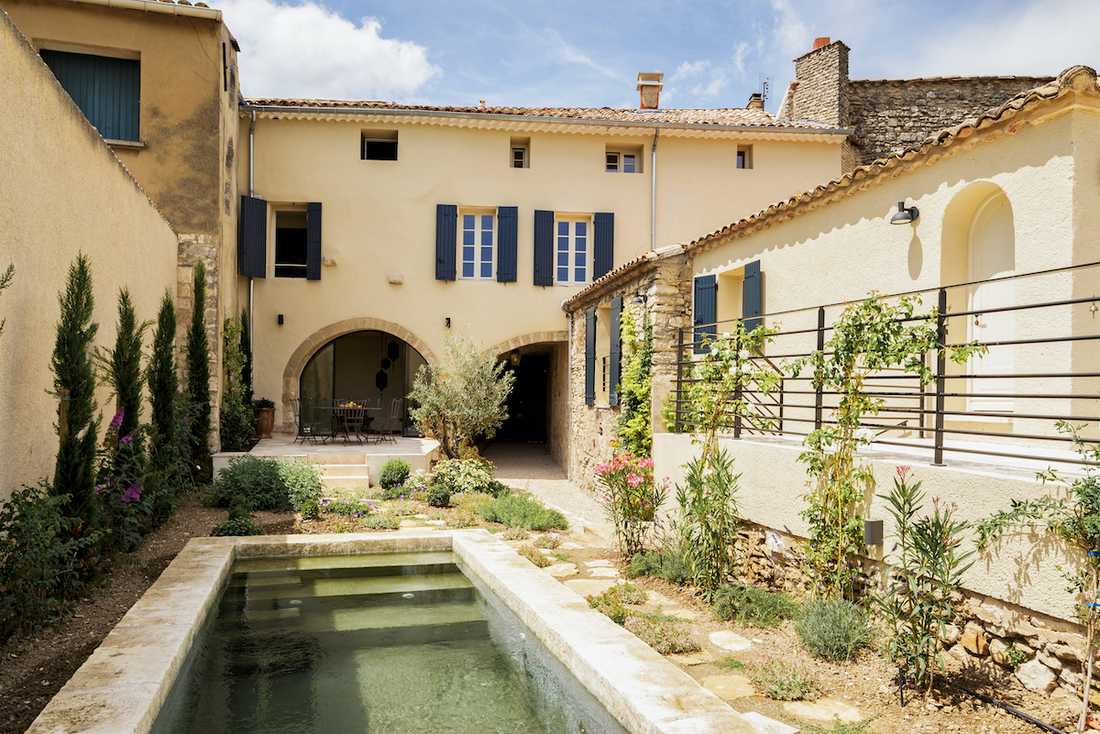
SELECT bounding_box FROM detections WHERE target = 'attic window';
[736,145,754,170]
[361,129,398,161]
[606,144,643,173]
[510,136,529,168]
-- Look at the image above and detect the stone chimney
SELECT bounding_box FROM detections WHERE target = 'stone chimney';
[746,92,764,110]
[788,37,850,127]
[637,72,664,109]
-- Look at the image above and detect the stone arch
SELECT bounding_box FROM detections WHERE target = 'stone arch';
[490,330,568,357]
[281,317,437,430]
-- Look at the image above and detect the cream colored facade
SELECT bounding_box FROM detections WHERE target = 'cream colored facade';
[240,107,844,460]
[0,9,178,498]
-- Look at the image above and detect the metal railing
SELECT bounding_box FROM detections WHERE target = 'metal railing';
[670,261,1100,468]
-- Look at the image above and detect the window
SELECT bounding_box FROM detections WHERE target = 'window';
[510,136,529,168]
[40,49,140,142]
[555,216,590,285]
[461,211,495,279]
[361,129,398,160]
[736,145,754,170]
[605,145,642,173]
[274,210,308,278]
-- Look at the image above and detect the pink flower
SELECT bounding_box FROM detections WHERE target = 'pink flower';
[110,410,125,429]
[121,482,142,504]
[896,465,912,481]
[94,483,107,494]
[626,473,643,487]
[595,463,610,475]
[638,458,654,469]
[119,433,133,445]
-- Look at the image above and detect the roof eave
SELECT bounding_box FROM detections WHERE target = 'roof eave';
[62,0,221,21]
[240,102,851,138]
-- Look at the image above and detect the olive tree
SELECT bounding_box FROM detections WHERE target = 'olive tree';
[408,337,515,458]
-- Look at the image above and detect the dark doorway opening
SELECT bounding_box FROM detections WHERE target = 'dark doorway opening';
[498,351,549,443]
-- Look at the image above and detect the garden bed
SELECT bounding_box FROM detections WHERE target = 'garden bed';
[0,495,294,734]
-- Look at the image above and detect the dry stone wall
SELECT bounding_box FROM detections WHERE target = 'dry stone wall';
[177,232,222,450]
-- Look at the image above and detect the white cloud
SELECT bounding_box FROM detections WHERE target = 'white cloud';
[546,29,620,79]
[220,0,438,99]
[671,60,710,81]
[904,0,1100,77]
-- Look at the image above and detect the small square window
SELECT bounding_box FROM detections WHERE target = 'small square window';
[510,136,530,168]
[362,129,398,160]
[605,145,642,173]
[605,152,620,172]
[736,145,754,170]
[623,154,636,173]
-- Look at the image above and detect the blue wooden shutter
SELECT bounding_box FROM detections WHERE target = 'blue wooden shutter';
[306,202,322,280]
[609,295,623,407]
[237,195,267,278]
[742,260,763,332]
[40,49,140,142]
[435,204,457,280]
[693,275,718,353]
[593,212,615,279]
[584,308,597,406]
[497,206,518,282]
[533,210,554,286]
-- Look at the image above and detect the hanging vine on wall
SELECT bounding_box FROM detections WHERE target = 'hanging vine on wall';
[616,310,654,457]
[790,293,983,600]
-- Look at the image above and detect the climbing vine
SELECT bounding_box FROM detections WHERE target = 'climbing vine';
[791,293,982,600]
[616,310,653,457]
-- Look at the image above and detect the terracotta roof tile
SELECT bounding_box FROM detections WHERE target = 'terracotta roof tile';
[244,97,838,130]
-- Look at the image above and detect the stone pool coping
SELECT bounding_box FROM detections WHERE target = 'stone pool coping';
[29,530,759,734]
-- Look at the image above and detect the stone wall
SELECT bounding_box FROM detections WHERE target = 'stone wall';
[848,77,1053,164]
[177,233,222,451]
[738,522,1090,699]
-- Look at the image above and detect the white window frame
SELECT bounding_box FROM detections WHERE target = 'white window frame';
[554,215,591,286]
[606,151,620,172]
[511,146,528,169]
[606,148,640,173]
[459,209,496,280]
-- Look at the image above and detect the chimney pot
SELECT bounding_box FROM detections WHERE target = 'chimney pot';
[812,36,831,50]
[636,71,664,110]
[746,92,764,110]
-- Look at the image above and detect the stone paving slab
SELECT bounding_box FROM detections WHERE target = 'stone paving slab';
[783,698,862,723]
[709,630,754,653]
[702,673,757,700]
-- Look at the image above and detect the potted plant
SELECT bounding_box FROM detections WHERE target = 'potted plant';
[253,398,275,439]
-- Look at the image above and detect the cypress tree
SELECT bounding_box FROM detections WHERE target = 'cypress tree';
[147,291,177,456]
[186,262,211,479]
[100,289,147,441]
[240,308,253,407]
[51,254,99,533]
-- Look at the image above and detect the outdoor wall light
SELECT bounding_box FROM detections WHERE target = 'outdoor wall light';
[889,200,920,225]
[276,313,284,326]
[444,317,452,329]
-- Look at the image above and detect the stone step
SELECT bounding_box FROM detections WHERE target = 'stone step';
[321,476,372,492]
[303,453,369,466]
[233,551,456,576]
[229,561,459,587]
[224,571,474,608]
[319,463,373,478]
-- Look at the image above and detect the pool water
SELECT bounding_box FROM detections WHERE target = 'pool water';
[155,552,566,733]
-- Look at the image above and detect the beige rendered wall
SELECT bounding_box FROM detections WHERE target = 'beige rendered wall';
[654,432,1081,621]
[0,10,178,499]
[243,117,841,429]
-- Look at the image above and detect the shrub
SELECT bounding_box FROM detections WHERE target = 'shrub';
[797,598,873,662]
[427,484,451,508]
[595,451,666,557]
[624,613,700,654]
[432,458,495,495]
[211,495,262,537]
[751,661,818,701]
[0,483,99,640]
[96,421,151,551]
[485,479,512,498]
[616,310,653,457]
[408,337,515,458]
[186,262,212,482]
[477,493,567,531]
[278,460,323,514]
[97,289,148,443]
[380,485,408,500]
[533,533,561,549]
[518,544,551,569]
[626,547,691,586]
[361,513,400,530]
[324,499,369,517]
[378,459,411,489]
[711,583,798,628]
[51,254,100,544]
[299,497,321,521]
[209,456,288,511]
[676,446,741,595]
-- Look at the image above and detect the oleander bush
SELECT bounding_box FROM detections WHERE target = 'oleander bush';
[378,459,411,490]
[711,583,799,628]
[477,493,567,531]
[797,597,874,662]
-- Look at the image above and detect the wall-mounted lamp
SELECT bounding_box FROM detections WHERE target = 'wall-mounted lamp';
[444,317,452,329]
[889,200,919,225]
[276,313,284,326]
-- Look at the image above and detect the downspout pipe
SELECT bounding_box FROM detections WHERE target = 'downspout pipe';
[650,128,659,251]
[248,109,256,358]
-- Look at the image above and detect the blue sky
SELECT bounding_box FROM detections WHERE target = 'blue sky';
[221,0,1098,112]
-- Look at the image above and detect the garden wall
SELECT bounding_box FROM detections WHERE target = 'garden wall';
[0,10,178,499]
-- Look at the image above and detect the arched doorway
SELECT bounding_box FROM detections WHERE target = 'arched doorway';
[966,191,1016,412]
[299,330,428,436]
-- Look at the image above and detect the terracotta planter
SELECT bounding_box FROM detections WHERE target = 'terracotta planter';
[255,406,274,439]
